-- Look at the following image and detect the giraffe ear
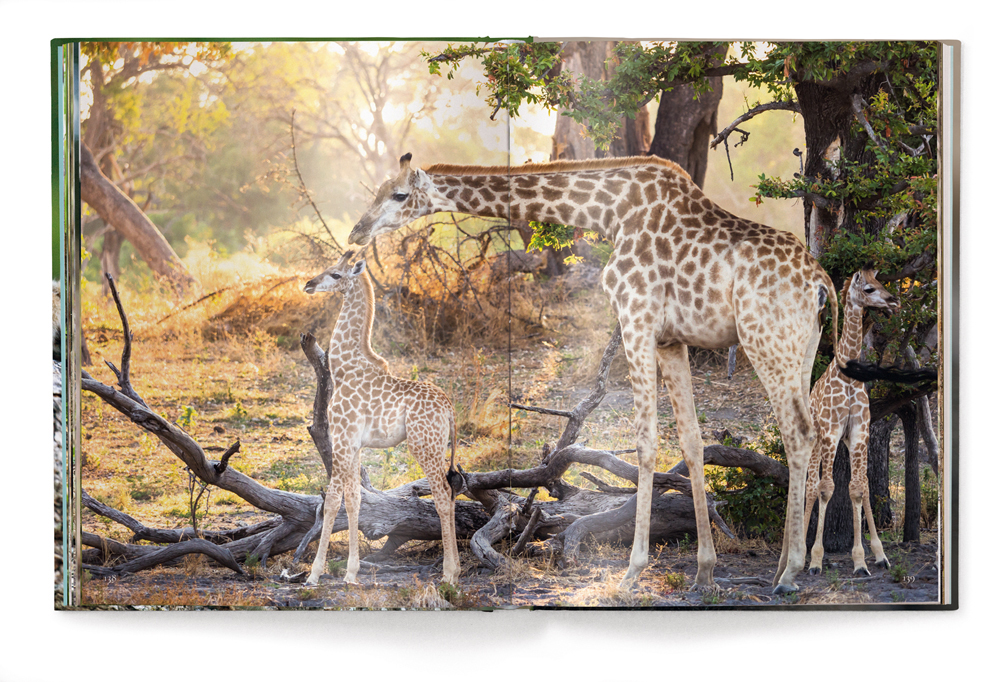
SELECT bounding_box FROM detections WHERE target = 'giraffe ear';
[351,259,367,276]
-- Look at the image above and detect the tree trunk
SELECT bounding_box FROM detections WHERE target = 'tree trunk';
[898,404,922,542]
[867,414,896,529]
[79,143,198,293]
[550,41,651,162]
[647,44,726,189]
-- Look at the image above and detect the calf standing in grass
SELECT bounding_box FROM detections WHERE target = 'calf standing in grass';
[303,251,461,585]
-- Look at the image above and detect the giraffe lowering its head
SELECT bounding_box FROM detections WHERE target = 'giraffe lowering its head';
[804,268,899,577]
[302,250,461,586]
[349,153,851,594]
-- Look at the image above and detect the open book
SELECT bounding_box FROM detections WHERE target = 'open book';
[52,38,957,610]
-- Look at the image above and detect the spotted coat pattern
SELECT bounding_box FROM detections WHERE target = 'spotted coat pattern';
[303,252,460,586]
[349,154,849,593]
[805,269,898,576]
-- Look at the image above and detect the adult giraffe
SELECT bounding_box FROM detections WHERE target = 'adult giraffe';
[348,153,848,593]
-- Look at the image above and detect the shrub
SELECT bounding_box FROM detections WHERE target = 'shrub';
[705,421,788,542]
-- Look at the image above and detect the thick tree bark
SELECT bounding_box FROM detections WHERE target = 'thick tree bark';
[550,41,651,162]
[79,143,197,293]
[898,404,922,542]
[647,44,727,189]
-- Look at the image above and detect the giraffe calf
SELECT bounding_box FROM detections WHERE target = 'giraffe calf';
[303,251,461,586]
[805,269,899,576]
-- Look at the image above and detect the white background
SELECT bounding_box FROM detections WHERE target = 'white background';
[2,3,990,680]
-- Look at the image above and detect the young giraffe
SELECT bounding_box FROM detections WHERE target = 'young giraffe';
[303,251,461,586]
[804,269,898,576]
[348,153,850,593]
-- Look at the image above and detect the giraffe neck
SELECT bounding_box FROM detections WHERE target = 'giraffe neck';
[329,271,388,373]
[838,297,866,362]
[425,161,693,243]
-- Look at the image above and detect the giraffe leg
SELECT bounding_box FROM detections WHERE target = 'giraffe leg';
[428,467,460,584]
[863,478,891,570]
[619,334,660,588]
[306,473,345,586]
[846,416,876,576]
[804,442,821,574]
[806,433,838,574]
[657,343,715,588]
[343,452,362,584]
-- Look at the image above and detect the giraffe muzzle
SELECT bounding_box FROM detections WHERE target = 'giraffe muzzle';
[348,220,372,246]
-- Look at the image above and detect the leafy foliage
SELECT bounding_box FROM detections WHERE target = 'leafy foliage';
[705,423,789,541]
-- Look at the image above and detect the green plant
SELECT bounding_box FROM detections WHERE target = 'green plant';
[700,589,723,605]
[659,571,686,592]
[705,421,788,541]
[229,400,249,423]
[178,405,198,430]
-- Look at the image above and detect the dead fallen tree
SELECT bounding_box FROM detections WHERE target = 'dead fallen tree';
[81,275,787,581]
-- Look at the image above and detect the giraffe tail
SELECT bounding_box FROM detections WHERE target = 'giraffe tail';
[445,412,464,500]
[819,270,849,372]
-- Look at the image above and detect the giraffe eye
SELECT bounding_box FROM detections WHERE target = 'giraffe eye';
[391,192,409,201]
[863,286,875,293]
[331,273,342,280]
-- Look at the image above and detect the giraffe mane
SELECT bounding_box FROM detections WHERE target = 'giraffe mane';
[354,269,390,372]
[423,155,691,179]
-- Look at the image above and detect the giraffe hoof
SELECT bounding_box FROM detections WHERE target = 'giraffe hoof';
[853,566,871,577]
[875,558,891,570]
[808,566,822,576]
[772,582,799,596]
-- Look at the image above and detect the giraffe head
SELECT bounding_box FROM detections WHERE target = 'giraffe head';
[348,153,443,246]
[846,269,900,312]
[304,250,366,294]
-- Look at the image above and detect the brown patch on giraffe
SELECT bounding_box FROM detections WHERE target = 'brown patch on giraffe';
[604,179,625,195]
[693,273,705,294]
[541,185,563,202]
[556,203,575,223]
[655,235,672,261]
[615,256,636,274]
[627,270,648,296]
[636,233,654,266]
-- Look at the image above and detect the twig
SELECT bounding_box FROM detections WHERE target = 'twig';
[511,507,543,557]
[290,109,344,254]
[580,472,637,494]
[710,100,800,150]
[103,273,147,409]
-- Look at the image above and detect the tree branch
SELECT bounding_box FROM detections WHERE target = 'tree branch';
[710,100,801,150]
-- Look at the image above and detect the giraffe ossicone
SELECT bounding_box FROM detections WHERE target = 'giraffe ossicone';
[350,153,851,594]
[804,268,898,577]
[303,250,461,586]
